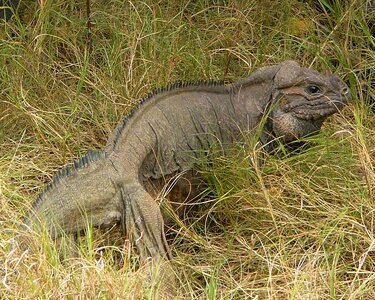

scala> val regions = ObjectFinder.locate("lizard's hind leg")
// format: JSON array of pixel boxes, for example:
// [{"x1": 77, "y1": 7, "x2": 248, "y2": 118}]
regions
[{"x1": 120, "y1": 185, "x2": 172, "y2": 261}]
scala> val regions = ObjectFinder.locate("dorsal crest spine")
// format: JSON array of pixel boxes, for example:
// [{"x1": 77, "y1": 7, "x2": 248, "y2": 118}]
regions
[
  {"x1": 52, "y1": 149, "x2": 105, "y2": 185},
  {"x1": 29, "y1": 149, "x2": 106, "y2": 213},
  {"x1": 35, "y1": 149, "x2": 104, "y2": 198},
  {"x1": 111, "y1": 79, "x2": 229, "y2": 148}
]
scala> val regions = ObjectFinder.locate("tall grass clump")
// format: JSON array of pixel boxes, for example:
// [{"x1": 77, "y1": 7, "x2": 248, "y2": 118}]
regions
[{"x1": 1, "y1": 0, "x2": 374, "y2": 298}]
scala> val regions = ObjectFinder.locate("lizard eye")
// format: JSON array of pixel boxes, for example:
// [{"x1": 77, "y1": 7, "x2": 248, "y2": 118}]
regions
[{"x1": 305, "y1": 85, "x2": 321, "y2": 95}]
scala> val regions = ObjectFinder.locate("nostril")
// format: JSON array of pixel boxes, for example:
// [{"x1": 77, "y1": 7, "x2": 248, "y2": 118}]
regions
[{"x1": 340, "y1": 87, "x2": 349, "y2": 96}]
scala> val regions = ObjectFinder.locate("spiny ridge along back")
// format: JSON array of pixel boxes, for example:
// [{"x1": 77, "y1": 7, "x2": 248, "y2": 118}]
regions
[
  {"x1": 112, "y1": 79, "x2": 227, "y2": 147},
  {"x1": 30, "y1": 149, "x2": 106, "y2": 210},
  {"x1": 52, "y1": 149, "x2": 105, "y2": 184},
  {"x1": 145, "y1": 79, "x2": 226, "y2": 99}
]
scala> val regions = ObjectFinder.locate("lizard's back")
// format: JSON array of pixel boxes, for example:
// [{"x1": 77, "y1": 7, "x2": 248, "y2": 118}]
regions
[{"x1": 104, "y1": 81, "x2": 263, "y2": 185}]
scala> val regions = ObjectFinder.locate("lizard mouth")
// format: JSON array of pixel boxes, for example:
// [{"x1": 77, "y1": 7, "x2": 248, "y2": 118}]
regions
[
  {"x1": 284, "y1": 98, "x2": 346, "y2": 121},
  {"x1": 271, "y1": 97, "x2": 346, "y2": 143}
]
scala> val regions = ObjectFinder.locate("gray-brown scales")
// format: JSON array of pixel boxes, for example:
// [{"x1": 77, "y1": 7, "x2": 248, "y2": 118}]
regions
[{"x1": 20, "y1": 60, "x2": 351, "y2": 261}]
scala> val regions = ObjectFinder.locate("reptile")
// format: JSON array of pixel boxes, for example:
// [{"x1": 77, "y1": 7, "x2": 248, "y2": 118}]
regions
[{"x1": 20, "y1": 60, "x2": 351, "y2": 261}]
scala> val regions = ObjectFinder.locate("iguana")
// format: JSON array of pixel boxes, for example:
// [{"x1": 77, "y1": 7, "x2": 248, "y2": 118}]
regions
[{"x1": 20, "y1": 60, "x2": 351, "y2": 260}]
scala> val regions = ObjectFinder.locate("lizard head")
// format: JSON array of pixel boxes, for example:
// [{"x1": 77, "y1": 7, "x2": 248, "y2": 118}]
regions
[{"x1": 270, "y1": 60, "x2": 351, "y2": 143}]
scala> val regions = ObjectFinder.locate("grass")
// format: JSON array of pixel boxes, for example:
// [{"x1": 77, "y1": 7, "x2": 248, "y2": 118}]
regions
[{"x1": 1, "y1": 0, "x2": 374, "y2": 298}]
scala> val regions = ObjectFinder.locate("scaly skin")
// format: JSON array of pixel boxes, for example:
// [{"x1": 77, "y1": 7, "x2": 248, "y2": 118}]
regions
[{"x1": 20, "y1": 60, "x2": 351, "y2": 260}]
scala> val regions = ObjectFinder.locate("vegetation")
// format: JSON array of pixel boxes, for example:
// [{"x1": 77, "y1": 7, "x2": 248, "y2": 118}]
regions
[{"x1": 1, "y1": 0, "x2": 374, "y2": 298}]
